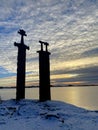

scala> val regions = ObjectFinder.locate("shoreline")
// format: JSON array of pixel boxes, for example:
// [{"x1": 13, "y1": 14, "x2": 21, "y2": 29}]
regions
[{"x1": 0, "y1": 85, "x2": 98, "y2": 89}]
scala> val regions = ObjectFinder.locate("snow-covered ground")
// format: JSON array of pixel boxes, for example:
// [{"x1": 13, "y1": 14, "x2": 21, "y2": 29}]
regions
[{"x1": 0, "y1": 99, "x2": 98, "y2": 130}]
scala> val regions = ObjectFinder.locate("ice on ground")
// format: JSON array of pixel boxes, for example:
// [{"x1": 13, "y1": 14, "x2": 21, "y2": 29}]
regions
[{"x1": 0, "y1": 99, "x2": 98, "y2": 130}]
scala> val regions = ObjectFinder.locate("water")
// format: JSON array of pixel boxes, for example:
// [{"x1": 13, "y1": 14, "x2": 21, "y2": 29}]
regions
[{"x1": 0, "y1": 86, "x2": 98, "y2": 110}]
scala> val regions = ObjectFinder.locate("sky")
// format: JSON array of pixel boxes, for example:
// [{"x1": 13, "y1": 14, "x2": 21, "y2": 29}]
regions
[{"x1": 0, "y1": 0, "x2": 98, "y2": 87}]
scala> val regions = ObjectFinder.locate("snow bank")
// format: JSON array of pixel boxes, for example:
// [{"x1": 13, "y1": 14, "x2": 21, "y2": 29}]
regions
[{"x1": 0, "y1": 99, "x2": 98, "y2": 130}]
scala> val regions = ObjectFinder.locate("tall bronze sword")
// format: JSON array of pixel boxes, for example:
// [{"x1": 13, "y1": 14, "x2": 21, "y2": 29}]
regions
[{"x1": 14, "y1": 29, "x2": 29, "y2": 100}]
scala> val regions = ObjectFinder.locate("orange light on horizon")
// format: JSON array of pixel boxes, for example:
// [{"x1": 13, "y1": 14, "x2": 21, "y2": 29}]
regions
[
  {"x1": 51, "y1": 56, "x2": 98, "y2": 71},
  {"x1": 51, "y1": 73, "x2": 79, "y2": 79}
]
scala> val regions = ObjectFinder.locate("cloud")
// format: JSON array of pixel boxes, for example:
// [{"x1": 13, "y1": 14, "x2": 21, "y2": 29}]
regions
[
  {"x1": 0, "y1": 66, "x2": 15, "y2": 78},
  {"x1": 0, "y1": 0, "x2": 98, "y2": 86},
  {"x1": 82, "y1": 47, "x2": 98, "y2": 57},
  {"x1": 51, "y1": 64, "x2": 98, "y2": 85}
]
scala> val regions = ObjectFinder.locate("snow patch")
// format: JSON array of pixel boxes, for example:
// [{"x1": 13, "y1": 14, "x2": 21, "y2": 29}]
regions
[{"x1": 0, "y1": 99, "x2": 98, "y2": 130}]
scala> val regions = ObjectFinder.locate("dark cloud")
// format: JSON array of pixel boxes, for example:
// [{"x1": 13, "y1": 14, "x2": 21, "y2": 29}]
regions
[
  {"x1": 51, "y1": 65, "x2": 98, "y2": 84},
  {"x1": 82, "y1": 48, "x2": 98, "y2": 57}
]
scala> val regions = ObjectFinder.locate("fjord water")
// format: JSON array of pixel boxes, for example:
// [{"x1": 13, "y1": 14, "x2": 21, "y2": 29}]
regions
[{"x1": 0, "y1": 86, "x2": 98, "y2": 110}]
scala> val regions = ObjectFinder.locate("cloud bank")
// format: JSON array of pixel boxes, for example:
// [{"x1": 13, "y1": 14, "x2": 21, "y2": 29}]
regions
[{"x1": 0, "y1": 0, "x2": 98, "y2": 86}]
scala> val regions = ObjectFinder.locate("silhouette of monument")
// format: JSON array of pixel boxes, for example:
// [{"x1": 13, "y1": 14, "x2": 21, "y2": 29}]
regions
[
  {"x1": 14, "y1": 29, "x2": 29, "y2": 100},
  {"x1": 37, "y1": 41, "x2": 51, "y2": 101}
]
